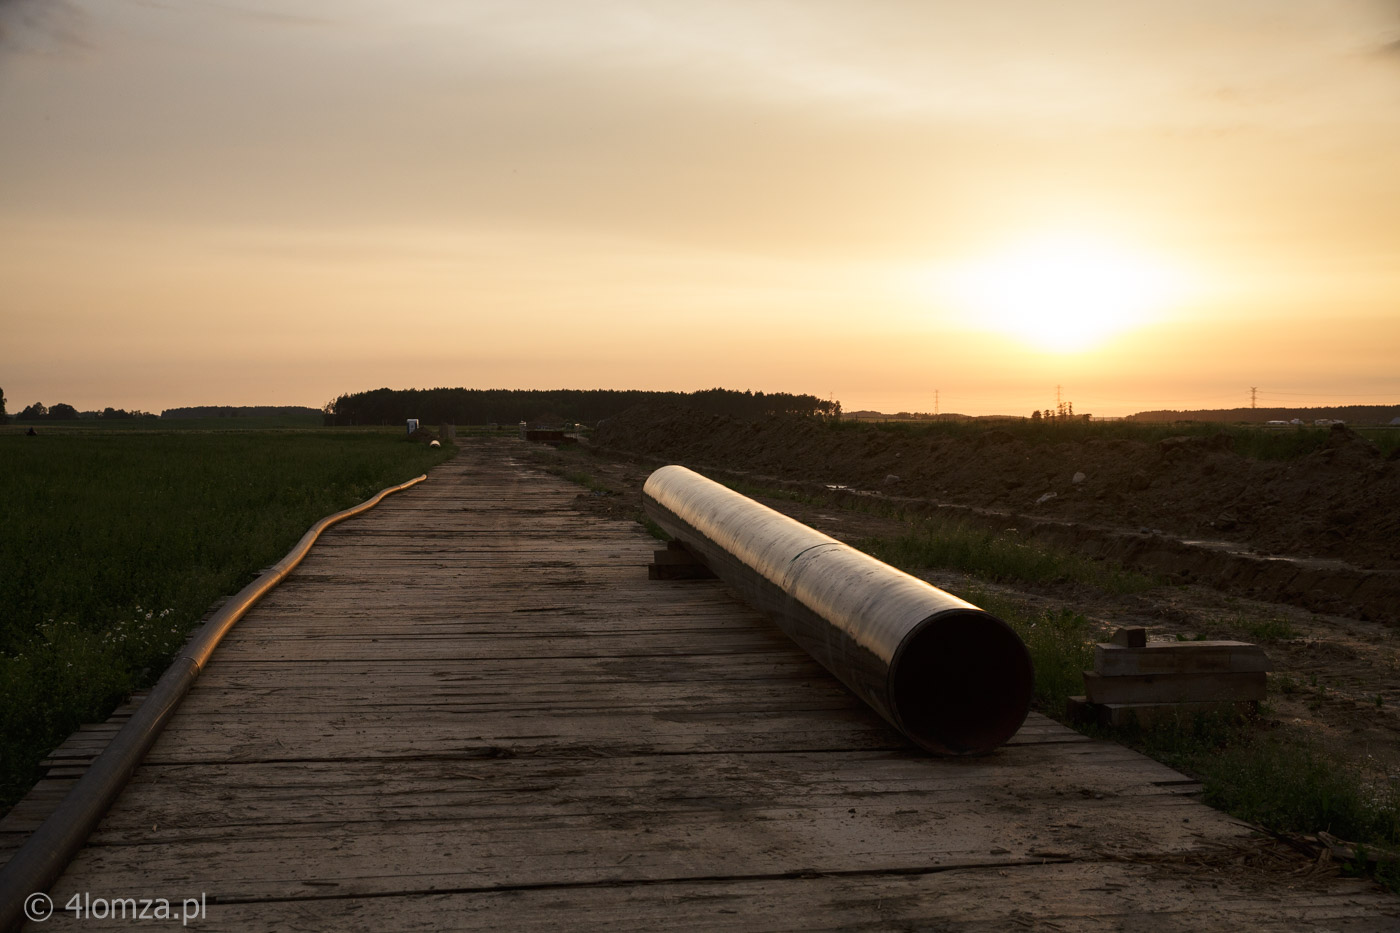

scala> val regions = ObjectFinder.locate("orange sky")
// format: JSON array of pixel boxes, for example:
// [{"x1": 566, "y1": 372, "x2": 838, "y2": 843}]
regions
[{"x1": 2, "y1": 1, "x2": 1398, "y2": 416}]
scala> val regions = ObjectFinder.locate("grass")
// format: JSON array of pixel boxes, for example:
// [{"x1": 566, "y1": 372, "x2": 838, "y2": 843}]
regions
[
  {"x1": 964, "y1": 590, "x2": 1097, "y2": 715},
  {"x1": 859, "y1": 520, "x2": 1156, "y2": 595},
  {"x1": 556, "y1": 469, "x2": 611, "y2": 495},
  {"x1": 528, "y1": 444, "x2": 614, "y2": 497},
  {"x1": 715, "y1": 477, "x2": 1140, "y2": 708},
  {"x1": 1131, "y1": 718, "x2": 1400, "y2": 889},
  {"x1": 2, "y1": 414, "x2": 324, "y2": 433},
  {"x1": 720, "y1": 478, "x2": 1155, "y2": 595},
  {"x1": 0, "y1": 429, "x2": 453, "y2": 812},
  {"x1": 1207, "y1": 613, "x2": 1299, "y2": 643}
]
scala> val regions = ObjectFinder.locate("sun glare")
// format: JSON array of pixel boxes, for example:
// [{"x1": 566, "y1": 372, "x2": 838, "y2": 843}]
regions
[{"x1": 940, "y1": 234, "x2": 1186, "y2": 352}]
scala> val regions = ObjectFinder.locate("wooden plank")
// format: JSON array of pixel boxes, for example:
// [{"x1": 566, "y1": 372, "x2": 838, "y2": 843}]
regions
[
  {"x1": 1094, "y1": 642, "x2": 1272, "y2": 675},
  {"x1": 206, "y1": 616, "x2": 785, "y2": 638},
  {"x1": 652, "y1": 549, "x2": 700, "y2": 564},
  {"x1": 56, "y1": 788, "x2": 1231, "y2": 902},
  {"x1": 1083, "y1": 671, "x2": 1268, "y2": 704},
  {"x1": 190, "y1": 655, "x2": 833, "y2": 684},
  {"x1": 0, "y1": 779, "x2": 81, "y2": 838},
  {"x1": 205, "y1": 632, "x2": 796, "y2": 663},
  {"x1": 138, "y1": 711, "x2": 907, "y2": 763},
  {"x1": 184, "y1": 672, "x2": 886, "y2": 710},
  {"x1": 1096, "y1": 700, "x2": 1260, "y2": 729},
  {"x1": 40, "y1": 864, "x2": 1396, "y2": 933},
  {"x1": 84, "y1": 746, "x2": 1209, "y2": 844},
  {"x1": 1109, "y1": 627, "x2": 1147, "y2": 647},
  {"x1": 648, "y1": 563, "x2": 718, "y2": 580}
]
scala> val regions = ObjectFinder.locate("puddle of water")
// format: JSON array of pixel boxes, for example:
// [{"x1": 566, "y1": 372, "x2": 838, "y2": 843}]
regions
[{"x1": 1180, "y1": 539, "x2": 1360, "y2": 572}]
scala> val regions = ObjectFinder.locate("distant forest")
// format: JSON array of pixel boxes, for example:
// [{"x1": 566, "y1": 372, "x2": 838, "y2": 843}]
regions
[
  {"x1": 160, "y1": 406, "x2": 322, "y2": 419},
  {"x1": 1127, "y1": 405, "x2": 1400, "y2": 424},
  {"x1": 10, "y1": 402, "x2": 156, "y2": 421},
  {"x1": 324, "y1": 388, "x2": 839, "y2": 426}
]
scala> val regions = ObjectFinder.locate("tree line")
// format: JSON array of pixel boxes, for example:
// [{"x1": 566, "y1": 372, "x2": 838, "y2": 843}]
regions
[
  {"x1": 1128, "y1": 405, "x2": 1400, "y2": 424},
  {"x1": 13, "y1": 401, "x2": 80, "y2": 421},
  {"x1": 9, "y1": 401, "x2": 157, "y2": 421},
  {"x1": 324, "y1": 387, "x2": 841, "y2": 426},
  {"x1": 159, "y1": 406, "x2": 320, "y2": 419},
  {"x1": 1030, "y1": 401, "x2": 1091, "y2": 423}
]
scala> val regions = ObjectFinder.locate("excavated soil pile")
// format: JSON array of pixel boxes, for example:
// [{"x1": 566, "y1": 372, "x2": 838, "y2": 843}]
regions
[{"x1": 595, "y1": 406, "x2": 1400, "y2": 574}]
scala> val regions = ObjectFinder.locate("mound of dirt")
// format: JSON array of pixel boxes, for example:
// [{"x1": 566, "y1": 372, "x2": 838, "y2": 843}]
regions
[{"x1": 594, "y1": 407, "x2": 1400, "y2": 571}]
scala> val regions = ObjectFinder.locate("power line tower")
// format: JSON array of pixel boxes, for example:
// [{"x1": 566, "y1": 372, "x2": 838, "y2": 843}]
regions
[
  {"x1": 1250, "y1": 387, "x2": 1257, "y2": 409},
  {"x1": 934, "y1": 389, "x2": 939, "y2": 417}
]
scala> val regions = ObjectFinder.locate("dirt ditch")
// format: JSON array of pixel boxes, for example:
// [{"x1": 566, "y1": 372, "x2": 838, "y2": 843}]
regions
[{"x1": 592, "y1": 406, "x2": 1400, "y2": 624}]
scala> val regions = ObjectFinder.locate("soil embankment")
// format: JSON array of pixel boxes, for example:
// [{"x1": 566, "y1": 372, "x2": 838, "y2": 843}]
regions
[{"x1": 593, "y1": 406, "x2": 1400, "y2": 623}]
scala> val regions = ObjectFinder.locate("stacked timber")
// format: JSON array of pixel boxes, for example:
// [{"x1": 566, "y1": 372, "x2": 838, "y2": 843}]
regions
[
  {"x1": 1068, "y1": 628, "x2": 1271, "y2": 728},
  {"x1": 647, "y1": 540, "x2": 717, "y2": 581}
]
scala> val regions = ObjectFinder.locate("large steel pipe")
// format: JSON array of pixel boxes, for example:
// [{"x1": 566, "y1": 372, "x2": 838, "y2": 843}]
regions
[{"x1": 643, "y1": 465, "x2": 1033, "y2": 755}]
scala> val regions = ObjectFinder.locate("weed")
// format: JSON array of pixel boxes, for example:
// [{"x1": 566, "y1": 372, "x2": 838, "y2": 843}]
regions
[
  {"x1": 560, "y1": 470, "x2": 610, "y2": 494},
  {"x1": 858, "y1": 519, "x2": 1155, "y2": 596},
  {"x1": 1101, "y1": 715, "x2": 1400, "y2": 892},
  {"x1": 723, "y1": 479, "x2": 1154, "y2": 597},
  {"x1": 538, "y1": 458, "x2": 615, "y2": 497},
  {"x1": 1240, "y1": 617, "x2": 1297, "y2": 642},
  {"x1": 1204, "y1": 740, "x2": 1400, "y2": 856},
  {"x1": 1204, "y1": 614, "x2": 1298, "y2": 643},
  {"x1": 984, "y1": 598, "x2": 1095, "y2": 715}
]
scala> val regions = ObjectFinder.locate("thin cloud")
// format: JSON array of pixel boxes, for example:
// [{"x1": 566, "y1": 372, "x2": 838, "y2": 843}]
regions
[
  {"x1": 200, "y1": 2, "x2": 340, "y2": 30},
  {"x1": 1381, "y1": 0, "x2": 1400, "y2": 57},
  {"x1": 0, "y1": 0, "x2": 90, "y2": 55}
]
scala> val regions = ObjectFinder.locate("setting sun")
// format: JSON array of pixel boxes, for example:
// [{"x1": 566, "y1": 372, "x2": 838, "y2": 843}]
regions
[{"x1": 944, "y1": 235, "x2": 1188, "y2": 352}]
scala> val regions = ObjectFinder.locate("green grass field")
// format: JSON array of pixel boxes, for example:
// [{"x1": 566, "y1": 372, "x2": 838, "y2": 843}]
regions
[
  {"x1": 2, "y1": 413, "x2": 325, "y2": 433},
  {"x1": 0, "y1": 428, "x2": 453, "y2": 811}
]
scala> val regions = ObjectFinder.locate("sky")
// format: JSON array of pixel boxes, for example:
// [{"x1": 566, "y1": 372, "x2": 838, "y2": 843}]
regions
[{"x1": 2, "y1": 0, "x2": 1398, "y2": 417}]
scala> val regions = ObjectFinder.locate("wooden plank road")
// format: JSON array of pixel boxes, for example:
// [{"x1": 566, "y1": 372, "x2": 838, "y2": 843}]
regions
[{"x1": 20, "y1": 439, "x2": 1399, "y2": 930}]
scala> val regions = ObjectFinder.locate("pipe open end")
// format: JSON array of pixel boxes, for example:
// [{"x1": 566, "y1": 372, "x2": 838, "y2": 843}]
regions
[{"x1": 889, "y1": 610, "x2": 1035, "y2": 756}]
